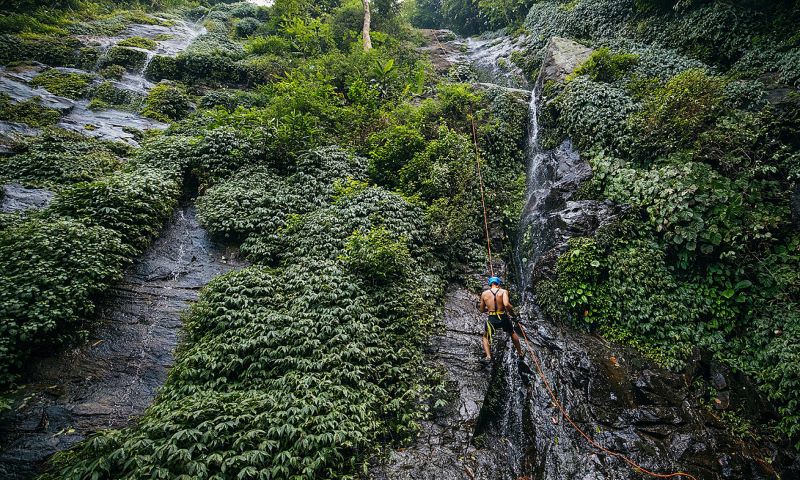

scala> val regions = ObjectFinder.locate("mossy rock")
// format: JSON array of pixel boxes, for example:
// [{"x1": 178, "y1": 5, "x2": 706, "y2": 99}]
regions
[
  {"x1": 116, "y1": 36, "x2": 157, "y2": 50},
  {"x1": 0, "y1": 94, "x2": 60, "y2": 127},
  {"x1": 100, "y1": 46, "x2": 148, "y2": 71},
  {"x1": 29, "y1": 69, "x2": 95, "y2": 99}
]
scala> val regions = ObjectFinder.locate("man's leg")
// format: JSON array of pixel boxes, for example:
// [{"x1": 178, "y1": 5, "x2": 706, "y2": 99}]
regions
[
  {"x1": 511, "y1": 332, "x2": 525, "y2": 357},
  {"x1": 482, "y1": 332, "x2": 492, "y2": 359}
]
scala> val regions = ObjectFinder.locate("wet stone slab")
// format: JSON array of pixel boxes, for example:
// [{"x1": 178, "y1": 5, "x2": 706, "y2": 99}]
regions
[
  {"x1": 0, "y1": 205, "x2": 244, "y2": 480},
  {"x1": 1, "y1": 184, "x2": 54, "y2": 213}
]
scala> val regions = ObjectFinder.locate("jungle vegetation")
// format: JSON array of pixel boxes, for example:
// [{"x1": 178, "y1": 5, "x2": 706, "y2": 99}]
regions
[
  {"x1": 413, "y1": 0, "x2": 800, "y2": 448},
  {"x1": 0, "y1": 0, "x2": 529, "y2": 477}
]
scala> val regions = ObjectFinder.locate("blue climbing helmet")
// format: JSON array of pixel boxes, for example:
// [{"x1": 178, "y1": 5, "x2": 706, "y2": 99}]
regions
[{"x1": 487, "y1": 276, "x2": 502, "y2": 286}]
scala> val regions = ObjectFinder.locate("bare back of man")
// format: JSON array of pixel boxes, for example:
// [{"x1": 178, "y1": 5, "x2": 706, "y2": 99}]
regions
[{"x1": 478, "y1": 278, "x2": 525, "y2": 362}]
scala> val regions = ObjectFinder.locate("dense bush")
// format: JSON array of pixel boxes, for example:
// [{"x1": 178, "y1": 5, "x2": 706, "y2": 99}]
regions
[
  {"x1": 530, "y1": 0, "x2": 800, "y2": 446},
  {"x1": 0, "y1": 218, "x2": 128, "y2": 387},
  {"x1": 100, "y1": 45, "x2": 149, "y2": 71},
  {"x1": 29, "y1": 69, "x2": 94, "y2": 98},
  {"x1": 141, "y1": 81, "x2": 194, "y2": 121},
  {"x1": 9, "y1": 2, "x2": 531, "y2": 476},
  {"x1": 89, "y1": 80, "x2": 144, "y2": 110},
  {"x1": 51, "y1": 166, "x2": 181, "y2": 253},
  {"x1": 0, "y1": 128, "x2": 124, "y2": 188},
  {"x1": 116, "y1": 35, "x2": 156, "y2": 50},
  {"x1": 0, "y1": 94, "x2": 61, "y2": 127},
  {"x1": 570, "y1": 47, "x2": 638, "y2": 83},
  {"x1": 46, "y1": 181, "x2": 443, "y2": 479},
  {"x1": 0, "y1": 33, "x2": 88, "y2": 68}
]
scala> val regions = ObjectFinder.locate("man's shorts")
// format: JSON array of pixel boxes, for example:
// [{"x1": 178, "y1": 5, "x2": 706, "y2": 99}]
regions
[{"x1": 485, "y1": 313, "x2": 520, "y2": 336}]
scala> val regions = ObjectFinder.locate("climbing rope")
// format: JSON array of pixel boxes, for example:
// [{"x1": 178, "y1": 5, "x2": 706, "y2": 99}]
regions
[
  {"x1": 470, "y1": 117, "x2": 495, "y2": 278},
  {"x1": 469, "y1": 116, "x2": 698, "y2": 480}
]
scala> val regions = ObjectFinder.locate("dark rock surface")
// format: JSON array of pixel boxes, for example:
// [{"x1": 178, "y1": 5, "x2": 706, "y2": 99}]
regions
[
  {"x1": 1, "y1": 184, "x2": 54, "y2": 213},
  {"x1": 0, "y1": 205, "x2": 244, "y2": 480},
  {"x1": 371, "y1": 284, "x2": 496, "y2": 480}
]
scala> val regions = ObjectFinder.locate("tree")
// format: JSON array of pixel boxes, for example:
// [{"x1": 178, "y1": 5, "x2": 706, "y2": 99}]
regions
[{"x1": 363, "y1": 0, "x2": 373, "y2": 50}]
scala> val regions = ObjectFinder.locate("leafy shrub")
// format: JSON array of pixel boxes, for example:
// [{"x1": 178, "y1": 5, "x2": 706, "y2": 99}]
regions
[
  {"x1": 100, "y1": 46, "x2": 148, "y2": 71},
  {"x1": 628, "y1": 68, "x2": 725, "y2": 159},
  {"x1": 0, "y1": 94, "x2": 60, "y2": 127},
  {"x1": 593, "y1": 153, "x2": 743, "y2": 259},
  {"x1": 200, "y1": 146, "x2": 368, "y2": 260},
  {"x1": 0, "y1": 128, "x2": 123, "y2": 188},
  {"x1": 570, "y1": 47, "x2": 639, "y2": 82},
  {"x1": 28, "y1": 69, "x2": 94, "y2": 98},
  {"x1": 368, "y1": 124, "x2": 426, "y2": 189},
  {"x1": 280, "y1": 16, "x2": 335, "y2": 56},
  {"x1": 98, "y1": 64, "x2": 126, "y2": 79},
  {"x1": 141, "y1": 82, "x2": 193, "y2": 122},
  {"x1": 342, "y1": 226, "x2": 411, "y2": 283},
  {"x1": 245, "y1": 35, "x2": 292, "y2": 55},
  {"x1": 401, "y1": 126, "x2": 475, "y2": 201},
  {"x1": 542, "y1": 76, "x2": 637, "y2": 154},
  {"x1": 91, "y1": 81, "x2": 143, "y2": 110},
  {"x1": 0, "y1": 33, "x2": 85, "y2": 67},
  {"x1": 116, "y1": 36, "x2": 156, "y2": 50},
  {"x1": 0, "y1": 218, "x2": 128, "y2": 387},
  {"x1": 235, "y1": 17, "x2": 262, "y2": 37},
  {"x1": 51, "y1": 166, "x2": 180, "y2": 253},
  {"x1": 143, "y1": 54, "x2": 179, "y2": 80},
  {"x1": 46, "y1": 178, "x2": 443, "y2": 478}
]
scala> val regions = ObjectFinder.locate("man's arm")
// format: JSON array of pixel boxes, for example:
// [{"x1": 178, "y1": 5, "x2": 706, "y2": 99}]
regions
[{"x1": 478, "y1": 294, "x2": 486, "y2": 313}]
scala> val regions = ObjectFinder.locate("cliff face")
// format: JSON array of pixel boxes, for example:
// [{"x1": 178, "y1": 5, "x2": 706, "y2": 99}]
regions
[{"x1": 376, "y1": 29, "x2": 798, "y2": 479}]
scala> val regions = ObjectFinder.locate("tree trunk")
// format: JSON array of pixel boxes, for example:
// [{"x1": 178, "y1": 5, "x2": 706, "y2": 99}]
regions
[{"x1": 362, "y1": 0, "x2": 372, "y2": 51}]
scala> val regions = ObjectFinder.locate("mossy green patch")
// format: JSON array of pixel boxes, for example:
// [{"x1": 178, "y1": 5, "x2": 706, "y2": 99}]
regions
[{"x1": 29, "y1": 69, "x2": 94, "y2": 99}]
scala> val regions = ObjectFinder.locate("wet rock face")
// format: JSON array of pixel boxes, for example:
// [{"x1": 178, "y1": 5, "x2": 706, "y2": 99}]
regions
[
  {"x1": 535, "y1": 37, "x2": 593, "y2": 85},
  {"x1": 372, "y1": 284, "x2": 497, "y2": 480},
  {"x1": 1, "y1": 184, "x2": 54, "y2": 213},
  {"x1": 0, "y1": 206, "x2": 244, "y2": 480},
  {"x1": 506, "y1": 314, "x2": 792, "y2": 479}
]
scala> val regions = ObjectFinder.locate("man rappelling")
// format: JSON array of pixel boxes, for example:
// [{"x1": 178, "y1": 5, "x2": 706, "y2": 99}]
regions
[{"x1": 478, "y1": 276, "x2": 525, "y2": 363}]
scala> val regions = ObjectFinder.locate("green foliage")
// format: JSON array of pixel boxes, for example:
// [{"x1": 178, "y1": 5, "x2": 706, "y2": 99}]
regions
[
  {"x1": 594, "y1": 154, "x2": 744, "y2": 261},
  {"x1": 98, "y1": 64, "x2": 126, "y2": 79},
  {"x1": 0, "y1": 33, "x2": 88, "y2": 68},
  {"x1": 50, "y1": 166, "x2": 180, "y2": 253},
  {"x1": 411, "y1": 0, "x2": 444, "y2": 28},
  {"x1": 368, "y1": 124, "x2": 426, "y2": 189},
  {"x1": 28, "y1": 69, "x2": 94, "y2": 99},
  {"x1": 528, "y1": 0, "x2": 800, "y2": 446},
  {"x1": 440, "y1": 0, "x2": 485, "y2": 35},
  {"x1": 245, "y1": 35, "x2": 292, "y2": 55},
  {"x1": 541, "y1": 76, "x2": 637, "y2": 154},
  {"x1": 100, "y1": 46, "x2": 148, "y2": 71},
  {"x1": 234, "y1": 17, "x2": 262, "y2": 38},
  {"x1": 0, "y1": 128, "x2": 124, "y2": 188},
  {"x1": 116, "y1": 36, "x2": 157, "y2": 50},
  {"x1": 142, "y1": 82, "x2": 193, "y2": 122},
  {"x1": 477, "y1": 0, "x2": 534, "y2": 30},
  {"x1": 629, "y1": 68, "x2": 726, "y2": 159},
  {"x1": 570, "y1": 47, "x2": 639, "y2": 82},
  {"x1": 342, "y1": 226, "x2": 411, "y2": 282},
  {"x1": 91, "y1": 80, "x2": 143, "y2": 110},
  {"x1": 0, "y1": 94, "x2": 61, "y2": 127},
  {"x1": 0, "y1": 218, "x2": 128, "y2": 387}
]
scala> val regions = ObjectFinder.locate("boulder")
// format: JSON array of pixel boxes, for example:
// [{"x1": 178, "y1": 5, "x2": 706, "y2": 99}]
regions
[{"x1": 536, "y1": 36, "x2": 593, "y2": 85}]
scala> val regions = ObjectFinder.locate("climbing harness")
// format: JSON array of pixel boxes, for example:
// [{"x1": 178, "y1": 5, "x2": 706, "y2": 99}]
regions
[
  {"x1": 485, "y1": 287, "x2": 504, "y2": 344},
  {"x1": 470, "y1": 116, "x2": 699, "y2": 480}
]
